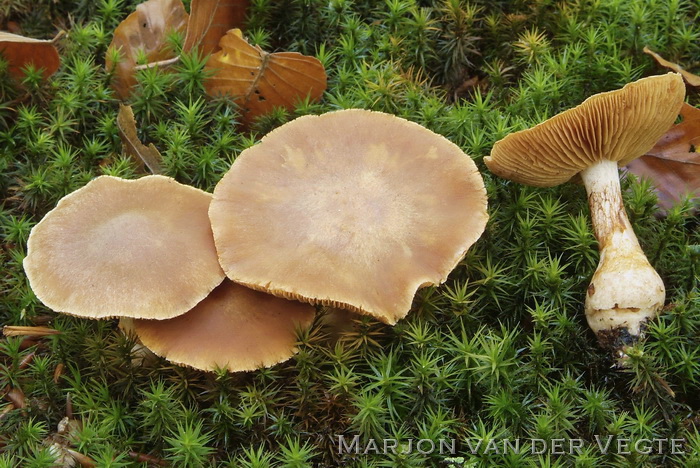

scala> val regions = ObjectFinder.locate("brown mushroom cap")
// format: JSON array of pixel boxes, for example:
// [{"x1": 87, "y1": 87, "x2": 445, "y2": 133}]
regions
[
  {"x1": 209, "y1": 109, "x2": 488, "y2": 324},
  {"x1": 484, "y1": 73, "x2": 686, "y2": 186},
  {"x1": 132, "y1": 280, "x2": 316, "y2": 372},
  {"x1": 24, "y1": 175, "x2": 224, "y2": 320}
]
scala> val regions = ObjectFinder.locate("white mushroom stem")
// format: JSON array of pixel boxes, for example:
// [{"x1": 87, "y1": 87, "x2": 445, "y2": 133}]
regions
[{"x1": 580, "y1": 159, "x2": 665, "y2": 343}]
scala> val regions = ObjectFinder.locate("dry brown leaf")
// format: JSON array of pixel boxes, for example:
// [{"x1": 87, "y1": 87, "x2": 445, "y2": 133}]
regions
[
  {"x1": 117, "y1": 104, "x2": 163, "y2": 174},
  {"x1": 0, "y1": 404, "x2": 15, "y2": 421},
  {"x1": 0, "y1": 32, "x2": 59, "y2": 79},
  {"x1": 65, "y1": 448, "x2": 97, "y2": 468},
  {"x1": 18, "y1": 352, "x2": 35, "y2": 369},
  {"x1": 53, "y1": 363, "x2": 64, "y2": 384},
  {"x1": 4, "y1": 387, "x2": 26, "y2": 409},
  {"x1": 643, "y1": 46, "x2": 700, "y2": 87},
  {"x1": 5, "y1": 22, "x2": 22, "y2": 35},
  {"x1": 626, "y1": 102, "x2": 700, "y2": 209},
  {"x1": 128, "y1": 452, "x2": 168, "y2": 466},
  {"x1": 183, "y1": 0, "x2": 249, "y2": 56},
  {"x1": 105, "y1": 0, "x2": 188, "y2": 99},
  {"x1": 2, "y1": 325, "x2": 62, "y2": 336},
  {"x1": 204, "y1": 29, "x2": 326, "y2": 125}
]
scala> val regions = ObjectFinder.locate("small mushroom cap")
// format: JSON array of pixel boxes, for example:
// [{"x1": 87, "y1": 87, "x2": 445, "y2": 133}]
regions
[
  {"x1": 484, "y1": 73, "x2": 686, "y2": 187},
  {"x1": 132, "y1": 280, "x2": 316, "y2": 372},
  {"x1": 24, "y1": 175, "x2": 224, "y2": 320},
  {"x1": 209, "y1": 109, "x2": 488, "y2": 324}
]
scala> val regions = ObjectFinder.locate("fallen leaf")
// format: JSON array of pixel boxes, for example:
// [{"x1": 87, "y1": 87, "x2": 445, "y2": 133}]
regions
[
  {"x1": 65, "y1": 448, "x2": 97, "y2": 468},
  {"x1": 2, "y1": 325, "x2": 62, "y2": 336},
  {"x1": 6, "y1": 22, "x2": 22, "y2": 35},
  {"x1": 129, "y1": 452, "x2": 168, "y2": 466},
  {"x1": 643, "y1": 46, "x2": 700, "y2": 87},
  {"x1": 18, "y1": 352, "x2": 35, "y2": 369},
  {"x1": 0, "y1": 32, "x2": 60, "y2": 79},
  {"x1": 30, "y1": 314, "x2": 53, "y2": 325},
  {"x1": 18, "y1": 338, "x2": 39, "y2": 350},
  {"x1": 53, "y1": 363, "x2": 64, "y2": 384},
  {"x1": 0, "y1": 404, "x2": 14, "y2": 421},
  {"x1": 105, "y1": 0, "x2": 189, "y2": 99},
  {"x1": 4, "y1": 387, "x2": 26, "y2": 409},
  {"x1": 183, "y1": 0, "x2": 249, "y2": 56},
  {"x1": 116, "y1": 104, "x2": 163, "y2": 174},
  {"x1": 452, "y1": 75, "x2": 487, "y2": 102},
  {"x1": 626, "y1": 103, "x2": 700, "y2": 209},
  {"x1": 204, "y1": 29, "x2": 326, "y2": 125}
]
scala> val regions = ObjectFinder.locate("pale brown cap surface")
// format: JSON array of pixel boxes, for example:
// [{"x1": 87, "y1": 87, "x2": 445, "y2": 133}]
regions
[
  {"x1": 24, "y1": 175, "x2": 224, "y2": 319},
  {"x1": 132, "y1": 280, "x2": 316, "y2": 372},
  {"x1": 209, "y1": 109, "x2": 488, "y2": 324},
  {"x1": 485, "y1": 73, "x2": 686, "y2": 186}
]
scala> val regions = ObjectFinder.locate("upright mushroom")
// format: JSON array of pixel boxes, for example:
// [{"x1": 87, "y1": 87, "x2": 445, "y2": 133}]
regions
[
  {"x1": 485, "y1": 73, "x2": 685, "y2": 348},
  {"x1": 24, "y1": 175, "x2": 225, "y2": 320},
  {"x1": 209, "y1": 109, "x2": 488, "y2": 325}
]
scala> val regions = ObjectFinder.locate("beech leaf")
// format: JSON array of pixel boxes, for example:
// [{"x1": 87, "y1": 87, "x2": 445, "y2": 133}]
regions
[
  {"x1": 117, "y1": 104, "x2": 163, "y2": 174},
  {"x1": 204, "y1": 29, "x2": 327, "y2": 125},
  {"x1": 105, "y1": 0, "x2": 188, "y2": 99},
  {"x1": 626, "y1": 103, "x2": 700, "y2": 209},
  {"x1": 183, "y1": 0, "x2": 249, "y2": 56},
  {"x1": 0, "y1": 32, "x2": 60, "y2": 79},
  {"x1": 643, "y1": 46, "x2": 700, "y2": 87}
]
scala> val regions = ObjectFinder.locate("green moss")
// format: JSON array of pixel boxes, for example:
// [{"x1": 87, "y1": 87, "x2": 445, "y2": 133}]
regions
[{"x1": 1, "y1": 0, "x2": 699, "y2": 466}]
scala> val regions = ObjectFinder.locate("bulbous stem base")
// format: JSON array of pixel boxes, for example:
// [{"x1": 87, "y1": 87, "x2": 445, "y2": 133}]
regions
[{"x1": 580, "y1": 160, "x2": 665, "y2": 348}]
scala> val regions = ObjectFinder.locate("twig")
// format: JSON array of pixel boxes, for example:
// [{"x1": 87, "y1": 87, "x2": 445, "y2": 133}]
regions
[
  {"x1": 3, "y1": 325, "x2": 61, "y2": 337},
  {"x1": 134, "y1": 56, "x2": 181, "y2": 71},
  {"x1": 51, "y1": 30, "x2": 67, "y2": 44}
]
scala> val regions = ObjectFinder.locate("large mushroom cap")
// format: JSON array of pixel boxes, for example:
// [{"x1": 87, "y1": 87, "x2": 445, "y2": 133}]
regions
[
  {"x1": 132, "y1": 280, "x2": 316, "y2": 372},
  {"x1": 209, "y1": 109, "x2": 488, "y2": 324},
  {"x1": 24, "y1": 175, "x2": 224, "y2": 320},
  {"x1": 484, "y1": 73, "x2": 686, "y2": 186}
]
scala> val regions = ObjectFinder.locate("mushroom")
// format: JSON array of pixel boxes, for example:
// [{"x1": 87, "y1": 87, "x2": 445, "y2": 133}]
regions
[
  {"x1": 209, "y1": 109, "x2": 488, "y2": 324},
  {"x1": 24, "y1": 175, "x2": 225, "y2": 320},
  {"x1": 117, "y1": 318, "x2": 159, "y2": 367},
  {"x1": 484, "y1": 73, "x2": 686, "y2": 348},
  {"x1": 130, "y1": 280, "x2": 316, "y2": 372}
]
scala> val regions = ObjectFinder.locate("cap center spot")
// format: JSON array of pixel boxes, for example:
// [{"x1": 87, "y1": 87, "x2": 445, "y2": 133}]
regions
[
  {"x1": 298, "y1": 168, "x2": 410, "y2": 253},
  {"x1": 89, "y1": 210, "x2": 165, "y2": 262}
]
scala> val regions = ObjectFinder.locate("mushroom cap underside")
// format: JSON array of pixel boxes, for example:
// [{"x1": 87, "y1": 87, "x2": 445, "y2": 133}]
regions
[
  {"x1": 485, "y1": 73, "x2": 686, "y2": 186},
  {"x1": 132, "y1": 280, "x2": 316, "y2": 372}
]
